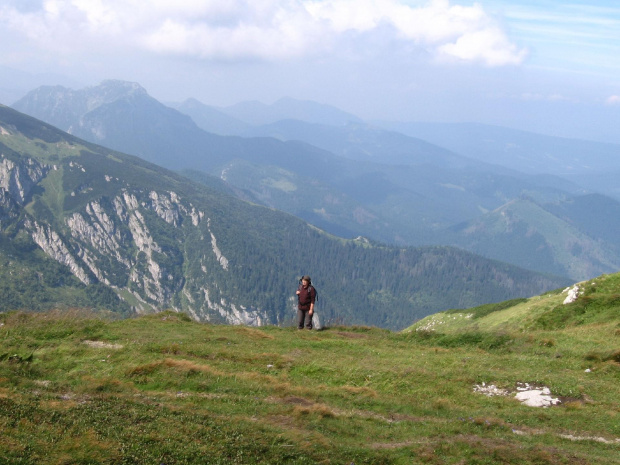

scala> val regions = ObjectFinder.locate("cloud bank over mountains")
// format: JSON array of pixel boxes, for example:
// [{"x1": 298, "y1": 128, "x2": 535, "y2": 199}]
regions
[
  {"x1": 2, "y1": 1, "x2": 620, "y2": 143},
  {"x1": 1, "y1": 0, "x2": 525, "y2": 66}
]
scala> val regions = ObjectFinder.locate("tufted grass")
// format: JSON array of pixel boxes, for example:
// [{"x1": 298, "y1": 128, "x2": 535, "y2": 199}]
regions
[{"x1": 0, "y1": 308, "x2": 619, "y2": 464}]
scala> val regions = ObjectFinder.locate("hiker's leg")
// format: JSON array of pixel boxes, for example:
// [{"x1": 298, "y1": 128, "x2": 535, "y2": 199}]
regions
[
  {"x1": 297, "y1": 309, "x2": 305, "y2": 329},
  {"x1": 305, "y1": 311, "x2": 313, "y2": 330}
]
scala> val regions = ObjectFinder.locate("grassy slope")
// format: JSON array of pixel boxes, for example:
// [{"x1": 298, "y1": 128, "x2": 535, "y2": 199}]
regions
[
  {"x1": 409, "y1": 273, "x2": 620, "y2": 334},
  {"x1": 1, "y1": 292, "x2": 619, "y2": 464}
]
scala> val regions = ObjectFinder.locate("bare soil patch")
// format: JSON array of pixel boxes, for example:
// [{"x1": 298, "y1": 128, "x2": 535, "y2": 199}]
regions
[{"x1": 83, "y1": 340, "x2": 124, "y2": 349}]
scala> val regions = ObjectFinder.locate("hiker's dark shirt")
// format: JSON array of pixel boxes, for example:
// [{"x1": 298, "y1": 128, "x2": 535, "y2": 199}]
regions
[{"x1": 297, "y1": 286, "x2": 316, "y2": 311}]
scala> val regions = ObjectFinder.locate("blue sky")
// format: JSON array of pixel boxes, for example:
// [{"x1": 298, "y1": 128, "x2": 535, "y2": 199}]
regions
[
  {"x1": 1, "y1": 1, "x2": 619, "y2": 142},
  {"x1": 490, "y1": 2, "x2": 620, "y2": 79}
]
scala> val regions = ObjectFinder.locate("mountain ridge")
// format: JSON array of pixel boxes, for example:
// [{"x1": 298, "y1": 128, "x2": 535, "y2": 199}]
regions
[
  {"x1": 0, "y1": 103, "x2": 568, "y2": 329},
  {"x1": 11, "y1": 81, "x2": 620, "y2": 281},
  {"x1": 443, "y1": 196, "x2": 620, "y2": 279},
  {"x1": 220, "y1": 96, "x2": 364, "y2": 126},
  {"x1": 376, "y1": 120, "x2": 620, "y2": 200}
]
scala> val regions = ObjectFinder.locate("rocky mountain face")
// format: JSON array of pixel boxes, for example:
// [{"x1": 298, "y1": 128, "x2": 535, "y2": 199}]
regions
[
  {"x1": 0, "y1": 104, "x2": 570, "y2": 329},
  {"x1": 11, "y1": 81, "x2": 147, "y2": 136},
  {"x1": 13, "y1": 80, "x2": 619, "y2": 283},
  {"x1": 0, "y1": 106, "x2": 267, "y2": 324},
  {"x1": 11, "y1": 82, "x2": 618, "y2": 282}
]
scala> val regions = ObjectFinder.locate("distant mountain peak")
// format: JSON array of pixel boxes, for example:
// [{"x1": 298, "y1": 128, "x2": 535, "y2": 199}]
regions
[
  {"x1": 179, "y1": 97, "x2": 203, "y2": 108},
  {"x1": 98, "y1": 79, "x2": 145, "y2": 91},
  {"x1": 221, "y1": 96, "x2": 363, "y2": 126},
  {"x1": 83, "y1": 80, "x2": 149, "y2": 109},
  {"x1": 13, "y1": 80, "x2": 152, "y2": 130}
]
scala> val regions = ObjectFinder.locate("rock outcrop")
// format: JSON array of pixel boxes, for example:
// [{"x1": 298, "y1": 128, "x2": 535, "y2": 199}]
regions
[
  {"x1": 0, "y1": 148, "x2": 268, "y2": 324},
  {"x1": 0, "y1": 156, "x2": 49, "y2": 205}
]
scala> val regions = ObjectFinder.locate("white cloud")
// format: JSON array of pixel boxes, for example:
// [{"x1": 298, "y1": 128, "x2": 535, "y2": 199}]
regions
[
  {"x1": 305, "y1": 0, "x2": 527, "y2": 66},
  {"x1": 518, "y1": 93, "x2": 574, "y2": 103},
  {"x1": 0, "y1": 0, "x2": 526, "y2": 65},
  {"x1": 437, "y1": 27, "x2": 527, "y2": 66},
  {"x1": 140, "y1": 1, "x2": 322, "y2": 60},
  {"x1": 605, "y1": 95, "x2": 620, "y2": 105}
]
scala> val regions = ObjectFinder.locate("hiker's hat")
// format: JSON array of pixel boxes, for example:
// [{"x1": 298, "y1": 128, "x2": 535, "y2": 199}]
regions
[{"x1": 302, "y1": 275, "x2": 311, "y2": 282}]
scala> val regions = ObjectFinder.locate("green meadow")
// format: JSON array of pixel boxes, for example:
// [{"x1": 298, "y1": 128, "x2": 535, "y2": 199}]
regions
[{"x1": 1, "y1": 274, "x2": 619, "y2": 464}]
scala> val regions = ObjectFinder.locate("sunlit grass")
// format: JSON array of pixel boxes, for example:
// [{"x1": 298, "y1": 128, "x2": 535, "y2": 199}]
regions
[{"x1": 1, "y1": 306, "x2": 619, "y2": 464}]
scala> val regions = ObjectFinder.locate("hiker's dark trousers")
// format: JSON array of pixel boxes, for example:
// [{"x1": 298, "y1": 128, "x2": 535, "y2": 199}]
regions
[{"x1": 297, "y1": 309, "x2": 313, "y2": 329}]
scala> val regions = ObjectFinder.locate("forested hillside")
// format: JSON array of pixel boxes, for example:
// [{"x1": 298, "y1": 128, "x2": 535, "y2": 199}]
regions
[
  {"x1": 443, "y1": 197, "x2": 620, "y2": 280},
  {"x1": 15, "y1": 82, "x2": 618, "y2": 281},
  {"x1": 0, "y1": 104, "x2": 569, "y2": 329}
]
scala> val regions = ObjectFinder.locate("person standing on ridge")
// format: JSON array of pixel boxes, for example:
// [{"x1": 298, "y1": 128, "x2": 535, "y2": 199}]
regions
[{"x1": 296, "y1": 275, "x2": 316, "y2": 330}]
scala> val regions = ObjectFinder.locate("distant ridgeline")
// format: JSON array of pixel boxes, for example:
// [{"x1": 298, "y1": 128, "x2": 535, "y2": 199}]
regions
[
  {"x1": 0, "y1": 104, "x2": 569, "y2": 330},
  {"x1": 12, "y1": 81, "x2": 620, "y2": 282}
]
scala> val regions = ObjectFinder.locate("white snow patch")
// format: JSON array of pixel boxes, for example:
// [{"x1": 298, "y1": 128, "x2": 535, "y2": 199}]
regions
[
  {"x1": 473, "y1": 382, "x2": 509, "y2": 397},
  {"x1": 515, "y1": 384, "x2": 560, "y2": 408},
  {"x1": 563, "y1": 285, "x2": 580, "y2": 305},
  {"x1": 474, "y1": 382, "x2": 562, "y2": 408}
]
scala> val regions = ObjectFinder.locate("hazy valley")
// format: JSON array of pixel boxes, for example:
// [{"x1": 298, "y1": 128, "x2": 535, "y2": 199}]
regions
[
  {"x1": 11, "y1": 80, "x2": 620, "y2": 282},
  {"x1": 0, "y1": 101, "x2": 568, "y2": 330}
]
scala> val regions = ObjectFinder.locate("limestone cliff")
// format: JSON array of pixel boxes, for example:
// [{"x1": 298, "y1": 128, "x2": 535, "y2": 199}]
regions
[{"x1": 0, "y1": 148, "x2": 268, "y2": 325}]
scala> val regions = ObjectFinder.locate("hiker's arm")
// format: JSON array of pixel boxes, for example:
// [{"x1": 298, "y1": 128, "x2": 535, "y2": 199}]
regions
[{"x1": 309, "y1": 288, "x2": 316, "y2": 314}]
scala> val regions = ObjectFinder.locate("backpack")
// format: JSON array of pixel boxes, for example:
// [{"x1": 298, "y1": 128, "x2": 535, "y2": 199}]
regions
[{"x1": 298, "y1": 278, "x2": 318, "y2": 303}]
